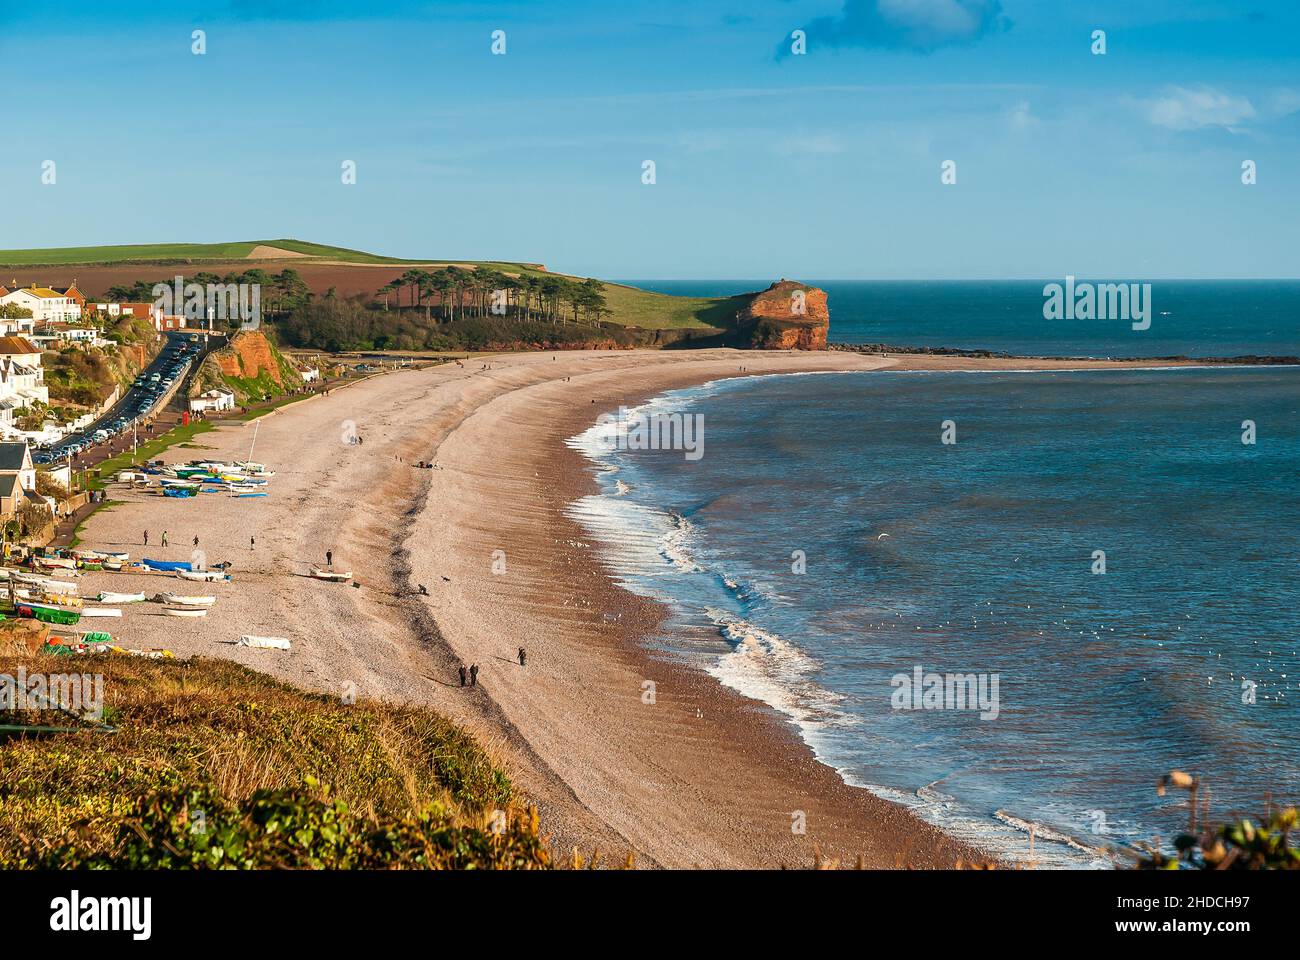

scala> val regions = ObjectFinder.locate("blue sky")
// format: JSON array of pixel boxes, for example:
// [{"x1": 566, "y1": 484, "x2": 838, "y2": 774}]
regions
[{"x1": 1, "y1": 0, "x2": 1297, "y2": 279}]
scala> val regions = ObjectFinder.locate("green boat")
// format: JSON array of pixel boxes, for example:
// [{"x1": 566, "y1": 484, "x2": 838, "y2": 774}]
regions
[{"x1": 17, "y1": 602, "x2": 81, "y2": 625}]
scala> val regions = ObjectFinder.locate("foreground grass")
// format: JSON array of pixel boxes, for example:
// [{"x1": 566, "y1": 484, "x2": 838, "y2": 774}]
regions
[{"x1": 0, "y1": 655, "x2": 548, "y2": 869}]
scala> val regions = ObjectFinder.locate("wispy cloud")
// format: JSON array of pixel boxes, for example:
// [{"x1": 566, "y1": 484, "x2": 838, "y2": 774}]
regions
[
  {"x1": 780, "y1": 0, "x2": 1011, "y2": 56},
  {"x1": 1134, "y1": 86, "x2": 1256, "y2": 132}
]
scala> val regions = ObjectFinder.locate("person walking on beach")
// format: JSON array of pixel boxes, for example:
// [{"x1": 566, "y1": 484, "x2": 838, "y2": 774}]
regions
[
  {"x1": 326, "y1": 550, "x2": 333, "y2": 568},
  {"x1": 518, "y1": 647, "x2": 527, "y2": 667},
  {"x1": 161, "y1": 531, "x2": 169, "y2": 548},
  {"x1": 193, "y1": 535, "x2": 200, "y2": 548},
  {"x1": 250, "y1": 536, "x2": 255, "y2": 550},
  {"x1": 143, "y1": 530, "x2": 149, "y2": 547},
  {"x1": 458, "y1": 665, "x2": 467, "y2": 687},
  {"x1": 469, "y1": 664, "x2": 479, "y2": 686}
]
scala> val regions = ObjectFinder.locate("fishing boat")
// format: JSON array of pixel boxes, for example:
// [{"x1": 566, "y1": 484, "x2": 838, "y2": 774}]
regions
[
  {"x1": 163, "y1": 606, "x2": 208, "y2": 618},
  {"x1": 34, "y1": 556, "x2": 76, "y2": 570},
  {"x1": 143, "y1": 559, "x2": 196, "y2": 572},
  {"x1": 163, "y1": 486, "x2": 198, "y2": 498},
  {"x1": 309, "y1": 567, "x2": 352, "y2": 582},
  {"x1": 102, "y1": 560, "x2": 124, "y2": 572},
  {"x1": 15, "y1": 573, "x2": 78, "y2": 592},
  {"x1": 13, "y1": 587, "x2": 81, "y2": 606},
  {"x1": 81, "y1": 608, "x2": 122, "y2": 618},
  {"x1": 161, "y1": 477, "x2": 200, "y2": 488},
  {"x1": 96, "y1": 591, "x2": 147, "y2": 604},
  {"x1": 237, "y1": 635, "x2": 291, "y2": 650},
  {"x1": 77, "y1": 560, "x2": 104, "y2": 571},
  {"x1": 16, "y1": 602, "x2": 81, "y2": 625},
  {"x1": 158, "y1": 593, "x2": 215, "y2": 606},
  {"x1": 176, "y1": 569, "x2": 231, "y2": 583},
  {"x1": 104, "y1": 551, "x2": 130, "y2": 562}
]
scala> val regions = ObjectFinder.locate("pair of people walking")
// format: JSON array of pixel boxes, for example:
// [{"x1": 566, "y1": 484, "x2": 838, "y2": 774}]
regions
[{"x1": 458, "y1": 664, "x2": 479, "y2": 687}]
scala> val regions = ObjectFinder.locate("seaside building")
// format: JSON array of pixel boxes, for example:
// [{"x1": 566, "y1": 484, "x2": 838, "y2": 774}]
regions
[
  {"x1": 32, "y1": 323, "x2": 108, "y2": 348},
  {"x1": 0, "y1": 337, "x2": 48, "y2": 408},
  {"x1": 188, "y1": 388, "x2": 235, "y2": 414},
  {"x1": 0, "y1": 441, "x2": 43, "y2": 520},
  {"x1": 0, "y1": 284, "x2": 81, "y2": 326}
]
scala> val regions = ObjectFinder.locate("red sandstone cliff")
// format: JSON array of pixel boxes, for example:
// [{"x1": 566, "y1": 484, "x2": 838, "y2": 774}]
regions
[
  {"x1": 213, "y1": 330, "x2": 287, "y2": 383},
  {"x1": 737, "y1": 280, "x2": 829, "y2": 350}
]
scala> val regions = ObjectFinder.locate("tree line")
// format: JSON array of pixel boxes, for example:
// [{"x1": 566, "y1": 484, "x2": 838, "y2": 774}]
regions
[
  {"x1": 104, "y1": 268, "x2": 312, "y2": 321},
  {"x1": 376, "y1": 267, "x2": 610, "y2": 326}
]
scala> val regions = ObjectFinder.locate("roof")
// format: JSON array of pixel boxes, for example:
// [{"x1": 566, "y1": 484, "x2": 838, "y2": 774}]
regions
[
  {"x1": 0, "y1": 337, "x2": 41, "y2": 355},
  {"x1": 0, "y1": 442, "x2": 30, "y2": 472},
  {"x1": 6, "y1": 287, "x2": 63, "y2": 299},
  {"x1": 0, "y1": 474, "x2": 21, "y2": 498}
]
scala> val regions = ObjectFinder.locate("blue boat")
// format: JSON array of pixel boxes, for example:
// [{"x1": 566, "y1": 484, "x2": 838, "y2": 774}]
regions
[
  {"x1": 142, "y1": 559, "x2": 195, "y2": 572},
  {"x1": 163, "y1": 487, "x2": 197, "y2": 498}
]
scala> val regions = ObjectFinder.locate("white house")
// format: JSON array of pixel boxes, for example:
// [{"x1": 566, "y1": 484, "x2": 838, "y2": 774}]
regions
[
  {"x1": 299, "y1": 365, "x2": 320, "y2": 383},
  {"x1": 0, "y1": 286, "x2": 81, "y2": 325},
  {"x1": 0, "y1": 337, "x2": 47, "y2": 407},
  {"x1": 35, "y1": 323, "x2": 107, "y2": 348},
  {"x1": 188, "y1": 388, "x2": 235, "y2": 414}
]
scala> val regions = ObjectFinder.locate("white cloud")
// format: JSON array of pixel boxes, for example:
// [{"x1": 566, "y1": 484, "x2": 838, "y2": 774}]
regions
[
  {"x1": 1137, "y1": 86, "x2": 1256, "y2": 132},
  {"x1": 1006, "y1": 100, "x2": 1037, "y2": 130}
]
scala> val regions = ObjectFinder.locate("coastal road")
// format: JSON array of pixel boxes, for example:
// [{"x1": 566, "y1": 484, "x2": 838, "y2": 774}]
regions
[{"x1": 42, "y1": 330, "x2": 219, "y2": 465}]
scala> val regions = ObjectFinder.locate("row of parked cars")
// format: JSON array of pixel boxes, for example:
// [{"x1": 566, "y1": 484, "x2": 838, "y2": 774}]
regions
[{"x1": 34, "y1": 335, "x2": 203, "y2": 465}]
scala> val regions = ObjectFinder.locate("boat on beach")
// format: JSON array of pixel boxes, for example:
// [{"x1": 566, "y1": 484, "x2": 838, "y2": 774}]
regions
[
  {"x1": 157, "y1": 593, "x2": 215, "y2": 606},
  {"x1": 309, "y1": 567, "x2": 352, "y2": 582},
  {"x1": 143, "y1": 559, "x2": 196, "y2": 572},
  {"x1": 176, "y1": 569, "x2": 231, "y2": 583},
  {"x1": 163, "y1": 606, "x2": 208, "y2": 618},
  {"x1": 237, "y1": 635, "x2": 291, "y2": 650},
  {"x1": 81, "y1": 608, "x2": 122, "y2": 618},
  {"x1": 16, "y1": 602, "x2": 81, "y2": 625},
  {"x1": 95, "y1": 591, "x2": 147, "y2": 604},
  {"x1": 163, "y1": 486, "x2": 198, "y2": 498}
]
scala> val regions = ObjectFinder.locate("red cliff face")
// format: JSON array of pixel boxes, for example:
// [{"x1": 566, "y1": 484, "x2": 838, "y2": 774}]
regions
[
  {"x1": 738, "y1": 280, "x2": 829, "y2": 350},
  {"x1": 213, "y1": 331, "x2": 284, "y2": 383}
]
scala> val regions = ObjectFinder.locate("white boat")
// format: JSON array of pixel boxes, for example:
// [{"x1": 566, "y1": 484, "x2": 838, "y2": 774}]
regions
[
  {"x1": 81, "y1": 608, "x2": 123, "y2": 618},
  {"x1": 309, "y1": 567, "x2": 352, "y2": 582},
  {"x1": 237, "y1": 635, "x2": 291, "y2": 650},
  {"x1": 176, "y1": 569, "x2": 230, "y2": 583},
  {"x1": 15, "y1": 573, "x2": 78, "y2": 593},
  {"x1": 96, "y1": 591, "x2": 147, "y2": 604},
  {"x1": 163, "y1": 606, "x2": 208, "y2": 618},
  {"x1": 104, "y1": 551, "x2": 130, "y2": 561},
  {"x1": 158, "y1": 593, "x2": 215, "y2": 606}
]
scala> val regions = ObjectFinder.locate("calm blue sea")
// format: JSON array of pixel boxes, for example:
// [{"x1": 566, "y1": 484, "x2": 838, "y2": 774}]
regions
[
  {"x1": 569, "y1": 303, "x2": 1300, "y2": 865},
  {"x1": 620, "y1": 280, "x2": 1300, "y2": 359}
]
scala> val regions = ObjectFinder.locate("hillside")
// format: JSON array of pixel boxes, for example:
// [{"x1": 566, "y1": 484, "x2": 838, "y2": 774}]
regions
[
  {"x1": 0, "y1": 239, "x2": 545, "y2": 270},
  {"x1": 0, "y1": 240, "x2": 829, "y2": 342}
]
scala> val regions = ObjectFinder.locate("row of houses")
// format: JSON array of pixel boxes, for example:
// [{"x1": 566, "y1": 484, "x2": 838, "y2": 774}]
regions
[{"x1": 0, "y1": 280, "x2": 193, "y2": 339}]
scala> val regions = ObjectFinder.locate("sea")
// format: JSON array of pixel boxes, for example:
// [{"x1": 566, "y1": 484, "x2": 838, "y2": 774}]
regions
[{"x1": 566, "y1": 280, "x2": 1300, "y2": 868}]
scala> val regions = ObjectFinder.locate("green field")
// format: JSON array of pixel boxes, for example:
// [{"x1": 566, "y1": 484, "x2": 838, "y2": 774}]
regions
[{"x1": 0, "y1": 239, "x2": 539, "y2": 268}]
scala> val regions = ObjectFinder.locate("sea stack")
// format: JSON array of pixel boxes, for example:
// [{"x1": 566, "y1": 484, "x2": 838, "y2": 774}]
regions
[{"x1": 740, "y1": 279, "x2": 829, "y2": 350}]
